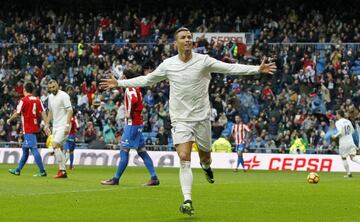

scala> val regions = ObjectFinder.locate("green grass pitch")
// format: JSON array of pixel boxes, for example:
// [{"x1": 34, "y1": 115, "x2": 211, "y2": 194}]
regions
[{"x1": 0, "y1": 164, "x2": 359, "y2": 222}]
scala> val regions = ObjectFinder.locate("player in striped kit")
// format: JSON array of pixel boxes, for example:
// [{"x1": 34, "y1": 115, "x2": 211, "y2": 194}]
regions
[
  {"x1": 232, "y1": 115, "x2": 250, "y2": 172},
  {"x1": 64, "y1": 112, "x2": 79, "y2": 170},
  {"x1": 7, "y1": 82, "x2": 48, "y2": 177},
  {"x1": 101, "y1": 69, "x2": 159, "y2": 186}
]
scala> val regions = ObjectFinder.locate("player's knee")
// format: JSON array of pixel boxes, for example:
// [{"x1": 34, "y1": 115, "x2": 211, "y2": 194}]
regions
[{"x1": 178, "y1": 152, "x2": 191, "y2": 161}]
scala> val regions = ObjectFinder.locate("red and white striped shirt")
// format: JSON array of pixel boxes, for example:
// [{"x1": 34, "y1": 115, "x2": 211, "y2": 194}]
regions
[
  {"x1": 232, "y1": 123, "x2": 250, "y2": 145},
  {"x1": 125, "y1": 87, "x2": 143, "y2": 125},
  {"x1": 16, "y1": 95, "x2": 45, "y2": 134},
  {"x1": 69, "y1": 115, "x2": 79, "y2": 136}
]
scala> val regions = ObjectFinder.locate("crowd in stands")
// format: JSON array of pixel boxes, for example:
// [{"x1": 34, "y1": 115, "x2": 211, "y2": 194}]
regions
[{"x1": 0, "y1": 0, "x2": 359, "y2": 153}]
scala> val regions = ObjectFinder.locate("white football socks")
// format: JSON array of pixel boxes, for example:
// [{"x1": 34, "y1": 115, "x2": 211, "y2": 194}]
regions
[
  {"x1": 180, "y1": 161, "x2": 193, "y2": 202},
  {"x1": 65, "y1": 152, "x2": 70, "y2": 163},
  {"x1": 342, "y1": 159, "x2": 350, "y2": 175},
  {"x1": 55, "y1": 149, "x2": 66, "y2": 171}
]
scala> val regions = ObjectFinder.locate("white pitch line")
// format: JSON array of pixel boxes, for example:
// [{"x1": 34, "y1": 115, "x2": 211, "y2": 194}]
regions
[{"x1": 9, "y1": 187, "x2": 122, "y2": 197}]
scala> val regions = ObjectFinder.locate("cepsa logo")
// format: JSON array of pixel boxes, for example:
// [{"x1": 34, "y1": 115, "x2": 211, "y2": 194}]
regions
[
  {"x1": 244, "y1": 156, "x2": 261, "y2": 169},
  {"x1": 269, "y1": 157, "x2": 333, "y2": 172}
]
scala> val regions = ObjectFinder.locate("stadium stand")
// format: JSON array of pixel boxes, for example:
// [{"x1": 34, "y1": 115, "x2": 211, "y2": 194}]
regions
[{"x1": 0, "y1": 0, "x2": 359, "y2": 153}]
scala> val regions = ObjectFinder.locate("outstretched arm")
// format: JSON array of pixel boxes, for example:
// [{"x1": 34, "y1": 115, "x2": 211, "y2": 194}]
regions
[
  {"x1": 100, "y1": 65, "x2": 167, "y2": 90},
  {"x1": 206, "y1": 56, "x2": 276, "y2": 76}
]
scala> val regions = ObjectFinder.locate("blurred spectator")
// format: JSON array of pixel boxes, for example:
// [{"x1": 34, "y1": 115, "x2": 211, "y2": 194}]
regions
[
  {"x1": 290, "y1": 132, "x2": 306, "y2": 154},
  {"x1": 84, "y1": 122, "x2": 97, "y2": 143},
  {"x1": 145, "y1": 137, "x2": 153, "y2": 146},
  {"x1": 250, "y1": 136, "x2": 265, "y2": 152},
  {"x1": 267, "y1": 116, "x2": 278, "y2": 140},
  {"x1": 144, "y1": 90, "x2": 155, "y2": 107},
  {"x1": 0, "y1": 119, "x2": 7, "y2": 142},
  {"x1": 211, "y1": 136, "x2": 232, "y2": 153},
  {"x1": 103, "y1": 120, "x2": 117, "y2": 144},
  {"x1": 264, "y1": 136, "x2": 277, "y2": 153},
  {"x1": 156, "y1": 126, "x2": 169, "y2": 145}
]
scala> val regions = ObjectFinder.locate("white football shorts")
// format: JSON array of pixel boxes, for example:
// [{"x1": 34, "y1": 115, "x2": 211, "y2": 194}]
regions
[
  {"x1": 171, "y1": 120, "x2": 211, "y2": 152},
  {"x1": 339, "y1": 144, "x2": 357, "y2": 158},
  {"x1": 52, "y1": 127, "x2": 68, "y2": 146}
]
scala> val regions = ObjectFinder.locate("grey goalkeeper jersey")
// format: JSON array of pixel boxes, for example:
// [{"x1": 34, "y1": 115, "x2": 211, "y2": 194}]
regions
[{"x1": 117, "y1": 52, "x2": 259, "y2": 122}]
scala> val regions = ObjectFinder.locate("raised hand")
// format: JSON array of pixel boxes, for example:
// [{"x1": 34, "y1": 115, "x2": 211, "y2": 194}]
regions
[
  {"x1": 259, "y1": 58, "x2": 277, "y2": 75},
  {"x1": 100, "y1": 74, "x2": 118, "y2": 90}
]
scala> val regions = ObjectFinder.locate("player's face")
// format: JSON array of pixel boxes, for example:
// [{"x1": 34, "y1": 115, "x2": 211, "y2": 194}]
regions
[
  {"x1": 48, "y1": 82, "x2": 59, "y2": 95},
  {"x1": 235, "y1": 116, "x2": 241, "y2": 123},
  {"x1": 175, "y1": 31, "x2": 193, "y2": 53}
]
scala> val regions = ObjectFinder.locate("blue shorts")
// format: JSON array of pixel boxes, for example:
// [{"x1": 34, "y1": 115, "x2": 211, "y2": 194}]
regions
[
  {"x1": 64, "y1": 135, "x2": 76, "y2": 151},
  {"x1": 235, "y1": 144, "x2": 246, "y2": 152},
  {"x1": 23, "y1": 134, "x2": 37, "y2": 148},
  {"x1": 121, "y1": 125, "x2": 145, "y2": 149}
]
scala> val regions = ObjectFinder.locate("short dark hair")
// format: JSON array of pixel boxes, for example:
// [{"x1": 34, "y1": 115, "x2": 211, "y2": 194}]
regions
[
  {"x1": 123, "y1": 69, "x2": 140, "y2": 79},
  {"x1": 337, "y1": 110, "x2": 345, "y2": 117},
  {"x1": 48, "y1": 79, "x2": 58, "y2": 85},
  {"x1": 24, "y1": 82, "x2": 34, "y2": 93},
  {"x1": 174, "y1": 27, "x2": 191, "y2": 39}
]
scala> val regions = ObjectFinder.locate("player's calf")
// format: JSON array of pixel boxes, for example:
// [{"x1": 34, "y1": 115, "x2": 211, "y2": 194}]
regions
[{"x1": 200, "y1": 163, "x2": 215, "y2": 183}]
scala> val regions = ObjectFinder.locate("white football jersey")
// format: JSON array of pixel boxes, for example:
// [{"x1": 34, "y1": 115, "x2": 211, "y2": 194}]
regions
[
  {"x1": 48, "y1": 90, "x2": 72, "y2": 129},
  {"x1": 335, "y1": 118, "x2": 355, "y2": 147},
  {"x1": 117, "y1": 52, "x2": 259, "y2": 122}
]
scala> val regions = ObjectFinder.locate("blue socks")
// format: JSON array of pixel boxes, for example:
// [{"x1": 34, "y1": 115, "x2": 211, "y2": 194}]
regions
[
  {"x1": 138, "y1": 151, "x2": 157, "y2": 179},
  {"x1": 237, "y1": 155, "x2": 245, "y2": 169},
  {"x1": 114, "y1": 150, "x2": 129, "y2": 179},
  {"x1": 17, "y1": 147, "x2": 45, "y2": 173},
  {"x1": 70, "y1": 152, "x2": 74, "y2": 168},
  {"x1": 114, "y1": 150, "x2": 158, "y2": 181},
  {"x1": 31, "y1": 147, "x2": 46, "y2": 173}
]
